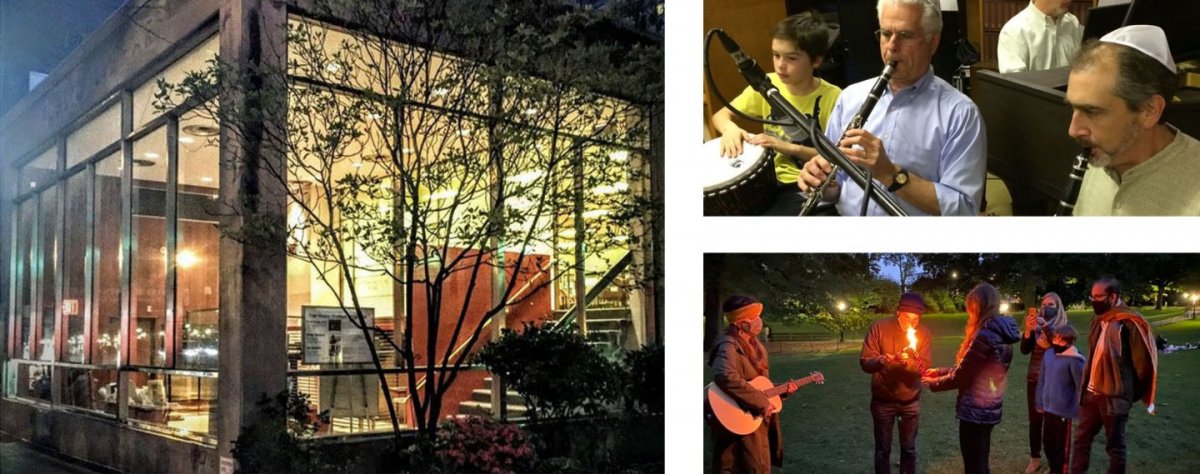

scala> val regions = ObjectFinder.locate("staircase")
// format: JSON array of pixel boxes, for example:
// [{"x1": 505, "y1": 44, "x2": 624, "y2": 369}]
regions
[
  {"x1": 457, "y1": 376, "x2": 530, "y2": 420},
  {"x1": 552, "y1": 307, "x2": 633, "y2": 355}
]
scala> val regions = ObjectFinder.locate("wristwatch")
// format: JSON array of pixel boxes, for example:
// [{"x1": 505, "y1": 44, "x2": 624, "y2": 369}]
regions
[{"x1": 887, "y1": 168, "x2": 909, "y2": 192}]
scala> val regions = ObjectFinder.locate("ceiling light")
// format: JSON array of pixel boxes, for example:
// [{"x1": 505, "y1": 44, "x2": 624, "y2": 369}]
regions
[
  {"x1": 610, "y1": 151, "x2": 629, "y2": 162},
  {"x1": 143, "y1": 152, "x2": 160, "y2": 159},
  {"x1": 182, "y1": 124, "x2": 218, "y2": 137},
  {"x1": 179, "y1": 136, "x2": 195, "y2": 144},
  {"x1": 582, "y1": 209, "x2": 610, "y2": 218},
  {"x1": 200, "y1": 176, "x2": 214, "y2": 183}
]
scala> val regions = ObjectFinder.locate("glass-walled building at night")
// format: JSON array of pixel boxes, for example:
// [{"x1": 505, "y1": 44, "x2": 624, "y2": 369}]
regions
[{"x1": 0, "y1": 2, "x2": 661, "y2": 472}]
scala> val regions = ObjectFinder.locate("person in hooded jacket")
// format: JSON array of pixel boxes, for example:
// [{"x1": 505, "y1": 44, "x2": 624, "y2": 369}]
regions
[
  {"x1": 1036, "y1": 324, "x2": 1086, "y2": 474},
  {"x1": 1020, "y1": 292, "x2": 1070, "y2": 474},
  {"x1": 923, "y1": 283, "x2": 1021, "y2": 474}
]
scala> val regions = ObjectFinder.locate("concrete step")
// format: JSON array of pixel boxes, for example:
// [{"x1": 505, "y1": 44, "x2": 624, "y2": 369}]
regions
[
  {"x1": 471, "y1": 388, "x2": 525, "y2": 405},
  {"x1": 458, "y1": 400, "x2": 529, "y2": 418}
]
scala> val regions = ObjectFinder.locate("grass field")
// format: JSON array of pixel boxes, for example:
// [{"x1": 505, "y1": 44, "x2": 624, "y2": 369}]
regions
[{"x1": 705, "y1": 310, "x2": 1200, "y2": 473}]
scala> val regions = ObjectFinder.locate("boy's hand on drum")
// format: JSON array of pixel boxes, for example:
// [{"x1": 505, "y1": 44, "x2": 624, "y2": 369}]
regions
[
  {"x1": 719, "y1": 128, "x2": 748, "y2": 158},
  {"x1": 745, "y1": 133, "x2": 781, "y2": 152}
]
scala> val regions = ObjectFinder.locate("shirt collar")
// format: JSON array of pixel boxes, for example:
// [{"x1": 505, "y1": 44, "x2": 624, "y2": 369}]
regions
[
  {"x1": 888, "y1": 66, "x2": 935, "y2": 98},
  {"x1": 1027, "y1": 1, "x2": 1062, "y2": 26},
  {"x1": 1104, "y1": 124, "x2": 1183, "y2": 184}
]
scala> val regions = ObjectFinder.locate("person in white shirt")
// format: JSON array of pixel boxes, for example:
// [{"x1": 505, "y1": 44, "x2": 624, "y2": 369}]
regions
[{"x1": 997, "y1": 0, "x2": 1082, "y2": 73}]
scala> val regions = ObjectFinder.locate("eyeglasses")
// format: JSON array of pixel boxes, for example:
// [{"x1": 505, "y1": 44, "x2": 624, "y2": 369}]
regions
[{"x1": 875, "y1": 29, "x2": 922, "y2": 45}]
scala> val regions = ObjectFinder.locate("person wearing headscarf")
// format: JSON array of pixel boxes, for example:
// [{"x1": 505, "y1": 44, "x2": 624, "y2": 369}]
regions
[
  {"x1": 707, "y1": 295, "x2": 798, "y2": 473},
  {"x1": 1020, "y1": 292, "x2": 1070, "y2": 474}
]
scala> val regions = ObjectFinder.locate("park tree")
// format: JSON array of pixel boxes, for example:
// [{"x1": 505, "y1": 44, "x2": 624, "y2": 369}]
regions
[
  {"x1": 705, "y1": 254, "x2": 895, "y2": 343},
  {"x1": 878, "y1": 253, "x2": 921, "y2": 293},
  {"x1": 161, "y1": 0, "x2": 662, "y2": 438}
]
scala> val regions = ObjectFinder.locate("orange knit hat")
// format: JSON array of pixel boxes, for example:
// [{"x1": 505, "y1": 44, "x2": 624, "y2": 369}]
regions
[{"x1": 723, "y1": 295, "x2": 763, "y2": 325}]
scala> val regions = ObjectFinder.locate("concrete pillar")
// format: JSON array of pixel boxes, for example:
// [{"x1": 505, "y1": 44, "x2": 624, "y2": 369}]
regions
[{"x1": 216, "y1": 0, "x2": 288, "y2": 471}]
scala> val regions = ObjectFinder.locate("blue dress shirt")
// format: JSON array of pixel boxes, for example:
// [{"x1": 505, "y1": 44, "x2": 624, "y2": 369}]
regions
[{"x1": 825, "y1": 67, "x2": 986, "y2": 216}]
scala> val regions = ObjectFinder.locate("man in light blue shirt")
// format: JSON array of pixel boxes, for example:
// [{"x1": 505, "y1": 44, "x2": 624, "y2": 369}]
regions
[{"x1": 799, "y1": 0, "x2": 986, "y2": 216}]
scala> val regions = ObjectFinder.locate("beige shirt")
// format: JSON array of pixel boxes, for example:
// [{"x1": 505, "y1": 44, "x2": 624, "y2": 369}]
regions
[
  {"x1": 1074, "y1": 126, "x2": 1200, "y2": 216},
  {"x1": 997, "y1": 2, "x2": 1082, "y2": 73}
]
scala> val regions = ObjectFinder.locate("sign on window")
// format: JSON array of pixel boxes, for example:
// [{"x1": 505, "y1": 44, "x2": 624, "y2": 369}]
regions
[{"x1": 301, "y1": 306, "x2": 375, "y2": 364}]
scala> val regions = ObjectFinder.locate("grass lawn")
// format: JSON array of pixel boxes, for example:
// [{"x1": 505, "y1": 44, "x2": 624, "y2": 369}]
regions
[{"x1": 705, "y1": 311, "x2": 1200, "y2": 473}]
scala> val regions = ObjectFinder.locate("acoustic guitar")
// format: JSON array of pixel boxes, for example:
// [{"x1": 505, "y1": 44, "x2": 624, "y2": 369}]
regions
[{"x1": 705, "y1": 371, "x2": 825, "y2": 435}]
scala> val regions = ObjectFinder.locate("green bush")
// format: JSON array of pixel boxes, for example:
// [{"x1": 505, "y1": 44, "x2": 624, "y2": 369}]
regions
[
  {"x1": 474, "y1": 321, "x2": 621, "y2": 420},
  {"x1": 622, "y1": 343, "x2": 664, "y2": 415},
  {"x1": 232, "y1": 391, "x2": 360, "y2": 474}
]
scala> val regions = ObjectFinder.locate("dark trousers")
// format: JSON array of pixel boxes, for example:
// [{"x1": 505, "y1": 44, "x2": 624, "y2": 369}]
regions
[
  {"x1": 1027, "y1": 380, "x2": 1044, "y2": 458},
  {"x1": 1042, "y1": 414, "x2": 1073, "y2": 474},
  {"x1": 871, "y1": 397, "x2": 920, "y2": 474},
  {"x1": 958, "y1": 420, "x2": 994, "y2": 474},
  {"x1": 1070, "y1": 394, "x2": 1129, "y2": 474}
]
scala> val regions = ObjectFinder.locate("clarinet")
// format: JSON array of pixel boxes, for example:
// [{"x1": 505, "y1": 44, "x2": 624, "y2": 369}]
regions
[
  {"x1": 799, "y1": 61, "x2": 897, "y2": 216},
  {"x1": 1054, "y1": 148, "x2": 1091, "y2": 216}
]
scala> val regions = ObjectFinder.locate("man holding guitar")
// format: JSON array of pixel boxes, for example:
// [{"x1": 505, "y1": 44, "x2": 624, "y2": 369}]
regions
[
  {"x1": 860, "y1": 292, "x2": 933, "y2": 474},
  {"x1": 706, "y1": 295, "x2": 822, "y2": 473}
]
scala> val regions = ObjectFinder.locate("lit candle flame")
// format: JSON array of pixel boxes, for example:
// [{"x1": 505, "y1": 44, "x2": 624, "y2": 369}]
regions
[{"x1": 906, "y1": 327, "x2": 917, "y2": 352}]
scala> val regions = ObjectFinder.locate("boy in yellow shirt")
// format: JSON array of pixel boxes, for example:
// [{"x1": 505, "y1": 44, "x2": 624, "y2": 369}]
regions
[{"x1": 711, "y1": 12, "x2": 842, "y2": 215}]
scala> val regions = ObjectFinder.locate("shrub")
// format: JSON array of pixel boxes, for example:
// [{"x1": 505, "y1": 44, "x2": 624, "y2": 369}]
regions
[
  {"x1": 474, "y1": 321, "x2": 620, "y2": 420},
  {"x1": 431, "y1": 416, "x2": 535, "y2": 473},
  {"x1": 622, "y1": 343, "x2": 664, "y2": 415}
]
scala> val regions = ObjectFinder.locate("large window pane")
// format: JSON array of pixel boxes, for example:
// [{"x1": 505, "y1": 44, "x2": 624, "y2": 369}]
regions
[
  {"x1": 128, "y1": 370, "x2": 218, "y2": 441},
  {"x1": 177, "y1": 108, "x2": 221, "y2": 370},
  {"x1": 93, "y1": 152, "x2": 122, "y2": 365},
  {"x1": 62, "y1": 171, "x2": 89, "y2": 362},
  {"x1": 15, "y1": 200, "x2": 36, "y2": 359},
  {"x1": 14, "y1": 361, "x2": 52, "y2": 402},
  {"x1": 133, "y1": 35, "x2": 219, "y2": 130},
  {"x1": 59, "y1": 367, "x2": 118, "y2": 415},
  {"x1": 132, "y1": 127, "x2": 168, "y2": 366},
  {"x1": 19, "y1": 147, "x2": 57, "y2": 195},
  {"x1": 37, "y1": 186, "x2": 60, "y2": 362},
  {"x1": 67, "y1": 103, "x2": 121, "y2": 169}
]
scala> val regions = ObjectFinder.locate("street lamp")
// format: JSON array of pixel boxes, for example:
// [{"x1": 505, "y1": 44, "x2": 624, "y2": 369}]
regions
[
  {"x1": 1190, "y1": 294, "x2": 1199, "y2": 319},
  {"x1": 836, "y1": 301, "x2": 847, "y2": 312},
  {"x1": 1000, "y1": 302, "x2": 1011, "y2": 314}
]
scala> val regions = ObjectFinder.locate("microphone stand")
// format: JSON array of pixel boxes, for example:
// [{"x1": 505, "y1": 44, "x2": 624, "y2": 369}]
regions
[{"x1": 713, "y1": 29, "x2": 909, "y2": 217}]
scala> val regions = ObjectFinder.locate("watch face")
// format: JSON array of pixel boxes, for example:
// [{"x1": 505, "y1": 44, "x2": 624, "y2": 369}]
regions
[{"x1": 896, "y1": 172, "x2": 908, "y2": 185}]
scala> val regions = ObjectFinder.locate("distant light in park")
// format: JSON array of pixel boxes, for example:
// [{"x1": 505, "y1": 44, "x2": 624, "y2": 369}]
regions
[
  {"x1": 951, "y1": 271, "x2": 958, "y2": 279},
  {"x1": 1000, "y1": 303, "x2": 1010, "y2": 313},
  {"x1": 836, "y1": 301, "x2": 847, "y2": 311}
]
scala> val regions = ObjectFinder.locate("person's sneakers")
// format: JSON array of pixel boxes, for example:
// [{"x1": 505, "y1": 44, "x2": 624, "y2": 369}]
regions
[{"x1": 1025, "y1": 457, "x2": 1042, "y2": 474}]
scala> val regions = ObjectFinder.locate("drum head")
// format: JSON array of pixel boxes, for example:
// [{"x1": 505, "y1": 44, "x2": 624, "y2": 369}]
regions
[{"x1": 701, "y1": 139, "x2": 769, "y2": 193}]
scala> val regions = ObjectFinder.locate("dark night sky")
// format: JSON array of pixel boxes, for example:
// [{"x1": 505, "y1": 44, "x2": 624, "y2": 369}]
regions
[{"x1": 0, "y1": 0, "x2": 126, "y2": 117}]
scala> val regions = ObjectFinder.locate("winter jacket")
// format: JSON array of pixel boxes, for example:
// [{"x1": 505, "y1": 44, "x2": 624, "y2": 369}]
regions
[{"x1": 927, "y1": 316, "x2": 1021, "y2": 425}]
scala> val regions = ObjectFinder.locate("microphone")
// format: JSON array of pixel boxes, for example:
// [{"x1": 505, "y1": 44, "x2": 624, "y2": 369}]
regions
[{"x1": 714, "y1": 29, "x2": 773, "y2": 95}]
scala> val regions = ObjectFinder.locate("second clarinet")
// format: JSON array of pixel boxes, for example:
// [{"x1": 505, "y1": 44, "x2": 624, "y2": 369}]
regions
[
  {"x1": 1055, "y1": 148, "x2": 1091, "y2": 216},
  {"x1": 799, "y1": 60, "x2": 898, "y2": 216}
]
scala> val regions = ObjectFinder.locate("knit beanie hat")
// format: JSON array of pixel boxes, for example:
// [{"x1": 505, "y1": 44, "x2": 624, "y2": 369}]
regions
[
  {"x1": 897, "y1": 292, "x2": 926, "y2": 315},
  {"x1": 723, "y1": 295, "x2": 763, "y2": 324}
]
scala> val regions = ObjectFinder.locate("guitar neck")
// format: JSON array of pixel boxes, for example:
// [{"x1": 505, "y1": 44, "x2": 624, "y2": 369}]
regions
[{"x1": 762, "y1": 375, "x2": 817, "y2": 398}]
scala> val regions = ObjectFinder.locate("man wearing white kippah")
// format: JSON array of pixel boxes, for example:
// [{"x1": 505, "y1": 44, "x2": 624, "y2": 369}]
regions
[
  {"x1": 997, "y1": 0, "x2": 1082, "y2": 73},
  {"x1": 1065, "y1": 24, "x2": 1200, "y2": 216}
]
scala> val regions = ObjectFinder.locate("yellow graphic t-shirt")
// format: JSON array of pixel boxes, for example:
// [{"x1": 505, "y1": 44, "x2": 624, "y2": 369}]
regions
[{"x1": 728, "y1": 73, "x2": 841, "y2": 185}]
